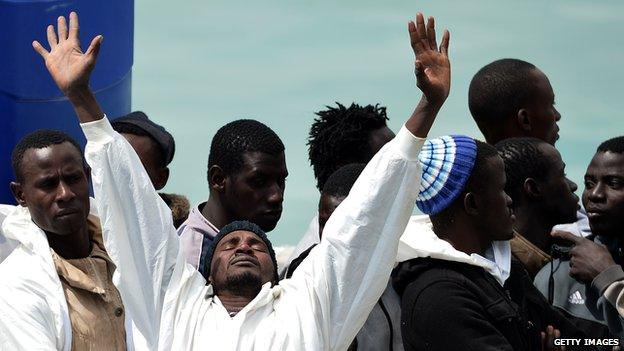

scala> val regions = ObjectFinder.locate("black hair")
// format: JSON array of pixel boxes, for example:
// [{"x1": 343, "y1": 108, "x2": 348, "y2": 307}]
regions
[
  {"x1": 308, "y1": 102, "x2": 389, "y2": 190},
  {"x1": 11, "y1": 129, "x2": 84, "y2": 182},
  {"x1": 430, "y1": 140, "x2": 499, "y2": 232},
  {"x1": 321, "y1": 163, "x2": 366, "y2": 198},
  {"x1": 113, "y1": 123, "x2": 167, "y2": 168},
  {"x1": 495, "y1": 137, "x2": 551, "y2": 203},
  {"x1": 468, "y1": 59, "x2": 538, "y2": 143},
  {"x1": 597, "y1": 136, "x2": 624, "y2": 154},
  {"x1": 207, "y1": 119, "x2": 284, "y2": 182}
]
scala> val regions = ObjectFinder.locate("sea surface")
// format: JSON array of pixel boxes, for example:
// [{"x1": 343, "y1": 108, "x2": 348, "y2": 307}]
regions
[{"x1": 132, "y1": 0, "x2": 624, "y2": 246}]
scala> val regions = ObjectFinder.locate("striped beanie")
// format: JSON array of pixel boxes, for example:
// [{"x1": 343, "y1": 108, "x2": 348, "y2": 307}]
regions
[{"x1": 416, "y1": 135, "x2": 477, "y2": 215}]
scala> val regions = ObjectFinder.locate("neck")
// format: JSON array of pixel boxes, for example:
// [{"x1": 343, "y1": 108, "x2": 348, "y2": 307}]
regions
[
  {"x1": 436, "y1": 223, "x2": 490, "y2": 257},
  {"x1": 217, "y1": 290, "x2": 257, "y2": 315},
  {"x1": 202, "y1": 194, "x2": 231, "y2": 229},
  {"x1": 46, "y1": 223, "x2": 91, "y2": 259},
  {"x1": 514, "y1": 206, "x2": 552, "y2": 252}
]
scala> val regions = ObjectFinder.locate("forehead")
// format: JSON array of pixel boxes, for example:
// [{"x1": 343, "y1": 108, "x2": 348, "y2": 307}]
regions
[
  {"x1": 587, "y1": 151, "x2": 624, "y2": 176},
  {"x1": 218, "y1": 230, "x2": 264, "y2": 244},
  {"x1": 240, "y1": 151, "x2": 287, "y2": 173},
  {"x1": 21, "y1": 142, "x2": 83, "y2": 176},
  {"x1": 529, "y1": 69, "x2": 554, "y2": 99}
]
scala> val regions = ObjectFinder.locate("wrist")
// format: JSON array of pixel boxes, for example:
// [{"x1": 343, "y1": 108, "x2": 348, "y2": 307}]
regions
[{"x1": 65, "y1": 85, "x2": 93, "y2": 103}]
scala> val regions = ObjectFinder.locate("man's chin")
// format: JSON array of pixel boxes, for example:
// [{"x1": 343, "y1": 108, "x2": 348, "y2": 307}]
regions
[{"x1": 225, "y1": 271, "x2": 263, "y2": 295}]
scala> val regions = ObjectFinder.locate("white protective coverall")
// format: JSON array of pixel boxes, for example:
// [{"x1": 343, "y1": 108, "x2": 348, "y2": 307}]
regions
[
  {"x1": 0, "y1": 206, "x2": 142, "y2": 350},
  {"x1": 82, "y1": 117, "x2": 424, "y2": 350}
]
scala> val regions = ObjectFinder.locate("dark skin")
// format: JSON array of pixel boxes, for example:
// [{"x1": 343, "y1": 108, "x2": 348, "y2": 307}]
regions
[
  {"x1": 203, "y1": 151, "x2": 287, "y2": 231},
  {"x1": 318, "y1": 194, "x2": 345, "y2": 238},
  {"x1": 120, "y1": 132, "x2": 169, "y2": 190},
  {"x1": 209, "y1": 230, "x2": 276, "y2": 314},
  {"x1": 486, "y1": 68, "x2": 561, "y2": 146},
  {"x1": 550, "y1": 151, "x2": 624, "y2": 284},
  {"x1": 36, "y1": 10, "x2": 450, "y2": 313},
  {"x1": 435, "y1": 156, "x2": 515, "y2": 256},
  {"x1": 10, "y1": 142, "x2": 91, "y2": 259},
  {"x1": 367, "y1": 126, "x2": 395, "y2": 159},
  {"x1": 513, "y1": 143, "x2": 579, "y2": 252}
]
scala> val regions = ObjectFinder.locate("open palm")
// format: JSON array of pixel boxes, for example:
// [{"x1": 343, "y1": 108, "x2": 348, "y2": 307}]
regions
[
  {"x1": 408, "y1": 13, "x2": 450, "y2": 106},
  {"x1": 32, "y1": 12, "x2": 102, "y2": 95}
]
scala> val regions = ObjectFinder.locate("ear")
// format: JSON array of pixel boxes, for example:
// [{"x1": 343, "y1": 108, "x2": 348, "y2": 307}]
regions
[
  {"x1": 208, "y1": 165, "x2": 226, "y2": 192},
  {"x1": 10, "y1": 182, "x2": 27, "y2": 207},
  {"x1": 522, "y1": 178, "x2": 542, "y2": 199},
  {"x1": 153, "y1": 167, "x2": 170, "y2": 191},
  {"x1": 516, "y1": 108, "x2": 532, "y2": 132},
  {"x1": 463, "y1": 192, "x2": 480, "y2": 216}
]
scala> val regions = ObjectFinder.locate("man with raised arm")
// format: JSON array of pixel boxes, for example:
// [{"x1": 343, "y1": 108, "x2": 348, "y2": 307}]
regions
[{"x1": 33, "y1": 11, "x2": 449, "y2": 350}]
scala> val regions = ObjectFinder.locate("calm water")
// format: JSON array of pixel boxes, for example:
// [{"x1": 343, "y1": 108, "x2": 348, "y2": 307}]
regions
[{"x1": 132, "y1": 0, "x2": 624, "y2": 246}]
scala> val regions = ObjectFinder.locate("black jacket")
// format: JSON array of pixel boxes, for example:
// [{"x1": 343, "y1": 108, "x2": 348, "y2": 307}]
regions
[{"x1": 393, "y1": 257, "x2": 591, "y2": 351}]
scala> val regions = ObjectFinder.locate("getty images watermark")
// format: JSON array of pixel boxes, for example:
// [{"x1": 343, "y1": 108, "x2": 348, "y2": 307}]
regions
[{"x1": 554, "y1": 338, "x2": 620, "y2": 347}]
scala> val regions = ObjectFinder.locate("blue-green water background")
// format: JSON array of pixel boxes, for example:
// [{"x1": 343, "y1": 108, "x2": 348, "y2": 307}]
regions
[{"x1": 132, "y1": 0, "x2": 623, "y2": 246}]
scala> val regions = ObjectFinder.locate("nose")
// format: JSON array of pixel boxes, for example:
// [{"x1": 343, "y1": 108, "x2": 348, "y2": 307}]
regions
[
  {"x1": 566, "y1": 178, "x2": 578, "y2": 193},
  {"x1": 554, "y1": 107, "x2": 561, "y2": 122},
  {"x1": 56, "y1": 181, "x2": 75, "y2": 202},
  {"x1": 266, "y1": 182, "x2": 284, "y2": 206},
  {"x1": 588, "y1": 183, "x2": 606, "y2": 202},
  {"x1": 235, "y1": 241, "x2": 254, "y2": 255}
]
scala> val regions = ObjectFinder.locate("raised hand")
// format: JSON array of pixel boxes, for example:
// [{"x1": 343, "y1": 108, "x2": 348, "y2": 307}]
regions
[
  {"x1": 408, "y1": 13, "x2": 450, "y2": 107},
  {"x1": 32, "y1": 12, "x2": 103, "y2": 96}
]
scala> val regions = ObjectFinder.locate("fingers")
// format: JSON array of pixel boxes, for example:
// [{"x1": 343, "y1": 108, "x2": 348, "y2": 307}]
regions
[
  {"x1": 415, "y1": 13, "x2": 430, "y2": 50},
  {"x1": 46, "y1": 25, "x2": 58, "y2": 48},
  {"x1": 426, "y1": 16, "x2": 437, "y2": 51},
  {"x1": 69, "y1": 11, "x2": 79, "y2": 40},
  {"x1": 57, "y1": 16, "x2": 68, "y2": 42},
  {"x1": 408, "y1": 20, "x2": 425, "y2": 53},
  {"x1": 86, "y1": 35, "x2": 103, "y2": 59},
  {"x1": 440, "y1": 29, "x2": 450, "y2": 55},
  {"x1": 32, "y1": 40, "x2": 49, "y2": 58},
  {"x1": 551, "y1": 230, "x2": 583, "y2": 245}
]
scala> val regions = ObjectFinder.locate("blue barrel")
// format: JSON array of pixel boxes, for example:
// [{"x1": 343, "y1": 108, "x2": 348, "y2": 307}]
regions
[{"x1": 0, "y1": 0, "x2": 133, "y2": 204}]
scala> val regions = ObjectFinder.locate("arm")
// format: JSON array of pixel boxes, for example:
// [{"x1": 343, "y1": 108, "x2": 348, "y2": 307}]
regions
[
  {"x1": 288, "y1": 13, "x2": 450, "y2": 350},
  {"x1": 33, "y1": 12, "x2": 191, "y2": 348}
]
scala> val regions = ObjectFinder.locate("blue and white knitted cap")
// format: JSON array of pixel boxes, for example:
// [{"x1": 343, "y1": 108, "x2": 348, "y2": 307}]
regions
[{"x1": 417, "y1": 135, "x2": 478, "y2": 215}]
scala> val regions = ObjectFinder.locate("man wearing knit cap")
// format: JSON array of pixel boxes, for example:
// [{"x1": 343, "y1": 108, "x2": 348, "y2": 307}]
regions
[
  {"x1": 393, "y1": 137, "x2": 587, "y2": 350},
  {"x1": 35, "y1": 11, "x2": 449, "y2": 349}
]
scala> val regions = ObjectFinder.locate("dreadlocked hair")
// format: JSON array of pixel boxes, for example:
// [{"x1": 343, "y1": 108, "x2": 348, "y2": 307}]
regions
[{"x1": 308, "y1": 102, "x2": 389, "y2": 190}]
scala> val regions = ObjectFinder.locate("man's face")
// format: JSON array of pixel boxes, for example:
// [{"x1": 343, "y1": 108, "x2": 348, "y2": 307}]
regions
[
  {"x1": 582, "y1": 151, "x2": 624, "y2": 237},
  {"x1": 368, "y1": 126, "x2": 395, "y2": 157},
  {"x1": 474, "y1": 156, "x2": 516, "y2": 241},
  {"x1": 536, "y1": 144, "x2": 580, "y2": 224},
  {"x1": 525, "y1": 69, "x2": 561, "y2": 145},
  {"x1": 120, "y1": 132, "x2": 168, "y2": 190},
  {"x1": 318, "y1": 194, "x2": 345, "y2": 238},
  {"x1": 209, "y1": 230, "x2": 276, "y2": 294},
  {"x1": 11, "y1": 142, "x2": 90, "y2": 236},
  {"x1": 224, "y1": 151, "x2": 288, "y2": 231}
]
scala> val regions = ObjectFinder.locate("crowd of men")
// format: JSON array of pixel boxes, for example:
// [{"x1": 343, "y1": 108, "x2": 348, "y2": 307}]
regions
[{"x1": 0, "y1": 10, "x2": 623, "y2": 351}]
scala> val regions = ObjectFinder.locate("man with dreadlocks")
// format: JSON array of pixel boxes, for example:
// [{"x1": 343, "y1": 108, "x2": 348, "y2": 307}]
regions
[
  {"x1": 283, "y1": 102, "x2": 395, "y2": 274},
  {"x1": 33, "y1": 11, "x2": 450, "y2": 349}
]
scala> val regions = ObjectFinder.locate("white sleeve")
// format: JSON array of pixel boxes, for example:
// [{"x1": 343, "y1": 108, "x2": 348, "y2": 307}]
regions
[
  {"x1": 81, "y1": 117, "x2": 188, "y2": 349},
  {"x1": 288, "y1": 126, "x2": 424, "y2": 350},
  {"x1": 0, "y1": 286, "x2": 59, "y2": 350}
]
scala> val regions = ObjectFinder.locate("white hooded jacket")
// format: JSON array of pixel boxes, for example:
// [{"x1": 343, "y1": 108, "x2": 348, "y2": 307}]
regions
[
  {"x1": 0, "y1": 204, "x2": 142, "y2": 350},
  {"x1": 397, "y1": 215, "x2": 511, "y2": 286},
  {"x1": 82, "y1": 117, "x2": 425, "y2": 350}
]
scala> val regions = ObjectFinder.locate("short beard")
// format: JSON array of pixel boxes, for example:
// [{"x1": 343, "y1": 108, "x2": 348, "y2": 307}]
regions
[{"x1": 218, "y1": 271, "x2": 263, "y2": 299}]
